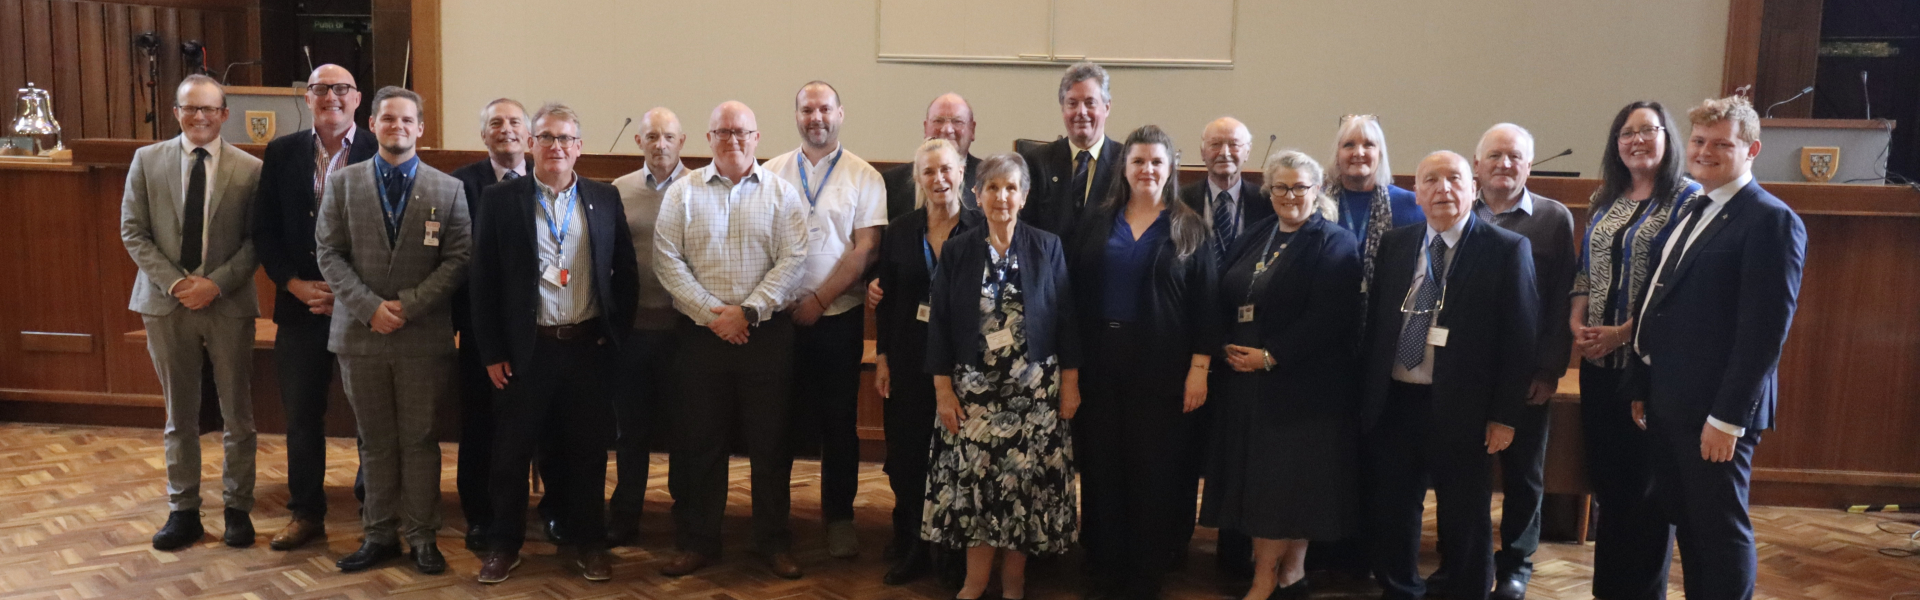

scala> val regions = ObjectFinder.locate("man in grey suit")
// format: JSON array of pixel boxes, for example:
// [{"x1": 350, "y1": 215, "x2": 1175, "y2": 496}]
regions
[
  {"x1": 121, "y1": 74, "x2": 264, "y2": 551},
  {"x1": 315, "y1": 86, "x2": 471, "y2": 574}
]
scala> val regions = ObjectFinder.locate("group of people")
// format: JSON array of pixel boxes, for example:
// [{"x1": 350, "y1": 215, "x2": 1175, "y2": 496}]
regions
[{"x1": 121, "y1": 58, "x2": 1805, "y2": 600}]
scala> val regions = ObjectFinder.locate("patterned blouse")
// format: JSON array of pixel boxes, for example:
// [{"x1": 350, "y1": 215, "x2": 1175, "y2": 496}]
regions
[{"x1": 1572, "y1": 179, "x2": 1702, "y2": 369}]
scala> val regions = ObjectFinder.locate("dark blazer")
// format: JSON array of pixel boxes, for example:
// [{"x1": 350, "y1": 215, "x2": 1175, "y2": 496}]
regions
[
  {"x1": 468, "y1": 174, "x2": 639, "y2": 368},
  {"x1": 448, "y1": 156, "x2": 531, "y2": 333},
  {"x1": 875, "y1": 207, "x2": 984, "y2": 373},
  {"x1": 1019, "y1": 136, "x2": 1123, "y2": 236},
  {"x1": 1179, "y1": 177, "x2": 1276, "y2": 235},
  {"x1": 1064, "y1": 202, "x2": 1221, "y2": 376},
  {"x1": 1225, "y1": 215, "x2": 1362, "y2": 417},
  {"x1": 253, "y1": 127, "x2": 379, "y2": 324},
  {"x1": 1627, "y1": 180, "x2": 1805, "y2": 431},
  {"x1": 1360, "y1": 215, "x2": 1540, "y2": 441},
  {"x1": 924, "y1": 223, "x2": 1081, "y2": 375},
  {"x1": 883, "y1": 153, "x2": 980, "y2": 220}
]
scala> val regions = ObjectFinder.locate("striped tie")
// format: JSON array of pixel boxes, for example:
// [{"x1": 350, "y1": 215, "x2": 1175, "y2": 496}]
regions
[{"x1": 1212, "y1": 190, "x2": 1237, "y2": 264}]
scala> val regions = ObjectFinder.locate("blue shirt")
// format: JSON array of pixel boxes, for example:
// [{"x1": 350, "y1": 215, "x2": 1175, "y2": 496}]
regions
[
  {"x1": 1101, "y1": 210, "x2": 1170, "y2": 322},
  {"x1": 1336, "y1": 184, "x2": 1422, "y2": 243},
  {"x1": 372, "y1": 154, "x2": 419, "y2": 244}
]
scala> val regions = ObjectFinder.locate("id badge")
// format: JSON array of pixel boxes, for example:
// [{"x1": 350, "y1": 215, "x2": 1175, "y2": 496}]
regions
[
  {"x1": 423, "y1": 221, "x2": 442, "y2": 247},
  {"x1": 543, "y1": 265, "x2": 569, "y2": 287},
  {"x1": 1237, "y1": 304, "x2": 1256, "y2": 323},
  {"x1": 986, "y1": 328, "x2": 1014, "y2": 351},
  {"x1": 1427, "y1": 326, "x2": 1450, "y2": 347},
  {"x1": 916, "y1": 302, "x2": 932, "y2": 322}
]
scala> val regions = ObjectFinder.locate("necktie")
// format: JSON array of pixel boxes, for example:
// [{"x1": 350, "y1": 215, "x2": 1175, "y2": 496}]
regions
[
  {"x1": 181, "y1": 148, "x2": 208, "y2": 273},
  {"x1": 502, "y1": 170, "x2": 518, "y2": 181},
  {"x1": 1653, "y1": 198, "x2": 1711, "y2": 289},
  {"x1": 1396, "y1": 235, "x2": 1448, "y2": 370},
  {"x1": 1070, "y1": 150, "x2": 1092, "y2": 207},
  {"x1": 382, "y1": 167, "x2": 408, "y2": 244},
  {"x1": 1212, "y1": 190, "x2": 1237, "y2": 264}
]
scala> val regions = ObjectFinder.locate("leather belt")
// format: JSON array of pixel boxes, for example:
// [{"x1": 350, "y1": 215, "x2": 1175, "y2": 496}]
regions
[{"x1": 536, "y1": 318, "x2": 602, "y2": 342}]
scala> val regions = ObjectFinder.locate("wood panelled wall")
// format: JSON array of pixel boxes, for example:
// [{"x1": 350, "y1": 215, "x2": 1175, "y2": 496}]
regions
[{"x1": 0, "y1": 0, "x2": 258, "y2": 143}]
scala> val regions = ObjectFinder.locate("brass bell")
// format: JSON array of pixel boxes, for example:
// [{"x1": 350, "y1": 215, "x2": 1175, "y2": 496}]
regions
[{"x1": 12, "y1": 82, "x2": 64, "y2": 156}]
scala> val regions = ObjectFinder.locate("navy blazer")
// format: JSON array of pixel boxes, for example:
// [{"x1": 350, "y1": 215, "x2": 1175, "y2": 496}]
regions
[
  {"x1": 1627, "y1": 180, "x2": 1805, "y2": 431},
  {"x1": 1019, "y1": 136, "x2": 1124, "y2": 236},
  {"x1": 874, "y1": 207, "x2": 983, "y2": 374},
  {"x1": 448, "y1": 156, "x2": 531, "y2": 334},
  {"x1": 253, "y1": 127, "x2": 378, "y2": 324},
  {"x1": 1360, "y1": 214, "x2": 1540, "y2": 440},
  {"x1": 468, "y1": 174, "x2": 639, "y2": 368},
  {"x1": 1064, "y1": 202, "x2": 1221, "y2": 373},
  {"x1": 1223, "y1": 215, "x2": 1363, "y2": 418},
  {"x1": 1179, "y1": 177, "x2": 1277, "y2": 236},
  {"x1": 924, "y1": 223, "x2": 1081, "y2": 375}
]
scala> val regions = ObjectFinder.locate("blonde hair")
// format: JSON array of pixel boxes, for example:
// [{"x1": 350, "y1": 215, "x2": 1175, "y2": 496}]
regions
[
  {"x1": 911, "y1": 138, "x2": 962, "y2": 210},
  {"x1": 1688, "y1": 95, "x2": 1761, "y2": 144},
  {"x1": 1264, "y1": 150, "x2": 1339, "y2": 221},
  {"x1": 1331, "y1": 115, "x2": 1394, "y2": 190}
]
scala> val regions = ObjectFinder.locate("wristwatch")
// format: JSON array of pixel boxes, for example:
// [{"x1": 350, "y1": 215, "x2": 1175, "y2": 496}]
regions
[{"x1": 741, "y1": 306, "x2": 761, "y2": 326}]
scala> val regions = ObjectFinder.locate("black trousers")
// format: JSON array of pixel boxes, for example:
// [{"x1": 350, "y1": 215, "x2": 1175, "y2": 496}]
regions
[
  {"x1": 670, "y1": 316, "x2": 795, "y2": 556},
  {"x1": 1581, "y1": 365, "x2": 1673, "y2": 600},
  {"x1": 882, "y1": 362, "x2": 939, "y2": 549},
  {"x1": 610, "y1": 328, "x2": 675, "y2": 520},
  {"x1": 1366, "y1": 382, "x2": 1494, "y2": 600},
  {"x1": 456, "y1": 332, "x2": 564, "y2": 538},
  {"x1": 1436, "y1": 400, "x2": 1551, "y2": 579},
  {"x1": 1649, "y1": 410, "x2": 1759, "y2": 600},
  {"x1": 789, "y1": 308, "x2": 865, "y2": 522},
  {"x1": 274, "y1": 313, "x2": 362, "y2": 521},
  {"x1": 486, "y1": 333, "x2": 617, "y2": 555},
  {"x1": 1077, "y1": 323, "x2": 1194, "y2": 598}
]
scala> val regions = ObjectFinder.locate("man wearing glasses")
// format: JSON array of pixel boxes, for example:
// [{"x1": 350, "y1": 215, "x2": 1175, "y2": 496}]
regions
[
  {"x1": 252, "y1": 64, "x2": 377, "y2": 551},
  {"x1": 1358, "y1": 151, "x2": 1539, "y2": 600},
  {"x1": 882, "y1": 92, "x2": 981, "y2": 219},
  {"x1": 654, "y1": 101, "x2": 809, "y2": 580},
  {"x1": 469, "y1": 102, "x2": 637, "y2": 583},
  {"x1": 124, "y1": 74, "x2": 264, "y2": 551}
]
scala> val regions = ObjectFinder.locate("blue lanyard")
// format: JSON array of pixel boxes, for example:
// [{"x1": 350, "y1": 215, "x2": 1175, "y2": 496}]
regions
[
  {"x1": 797, "y1": 148, "x2": 843, "y2": 208},
  {"x1": 374, "y1": 160, "x2": 417, "y2": 236},
  {"x1": 538, "y1": 182, "x2": 578, "y2": 257}
]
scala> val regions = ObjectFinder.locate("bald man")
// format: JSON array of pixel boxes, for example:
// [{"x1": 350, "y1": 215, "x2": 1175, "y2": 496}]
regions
[
  {"x1": 605, "y1": 106, "x2": 689, "y2": 545},
  {"x1": 1359, "y1": 152, "x2": 1539, "y2": 600},
  {"x1": 253, "y1": 64, "x2": 377, "y2": 551},
  {"x1": 883, "y1": 93, "x2": 982, "y2": 219}
]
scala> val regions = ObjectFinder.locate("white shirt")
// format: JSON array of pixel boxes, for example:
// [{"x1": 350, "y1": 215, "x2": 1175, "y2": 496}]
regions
[
  {"x1": 759, "y1": 145, "x2": 888, "y2": 316},
  {"x1": 1635, "y1": 170, "x2": 1752, "y2": 437},
  {"x1": 1391, "y1": 216, "x2": 1467, "y2": 385},
  {"x1": 313, "y1": 127, "x2": 354, "y2": 198},
  {"x1": 653, "y1": 162, "x2": 809, "y2": 326},
  {"x1": 176, "y1": 136, "x2": 221, "y2": 276},
  {"x1": 533, "y1": 174, "x2": 598, "y2": 326}
]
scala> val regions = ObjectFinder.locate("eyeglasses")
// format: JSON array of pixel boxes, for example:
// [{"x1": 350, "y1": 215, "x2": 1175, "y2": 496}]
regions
[
  {"x1": 709, "y1": 128, "x2": 757, "y2": 141},
  {"x1": 175, "y1": 105, "x2": 226, "y2": 117},
  {"x1": 927, "y1": 117, "x2": 971, "y2": 129},
  {"x1": 533, "y1": 134, "x2": 581, "y2": 147},
  {"x1": 1340, "y1": 114, "x2": 1378, "y2": 124},
  {"x1": 306, "y1": 83, "x2": 358, "y2": 96},
  {"x1": 1618, "y1": 126, "x2": 1665, "y2": 142},
  {"x1": 1269, "y1": 184, "x2": 1316, "y2": 198}
]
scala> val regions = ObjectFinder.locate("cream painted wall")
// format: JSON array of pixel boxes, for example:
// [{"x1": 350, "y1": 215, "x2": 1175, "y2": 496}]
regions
[{"x1": 441, "y1": 0, "x2": 1727, "y2": 180}]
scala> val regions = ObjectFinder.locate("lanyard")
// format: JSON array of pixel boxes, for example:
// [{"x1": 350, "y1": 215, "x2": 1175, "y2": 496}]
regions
[
  {"x1": 374, "y1": 160, "x2": 417, "y2": 236},
  {"x1": 538, "y1": 182, "x2": 578, "y2": 259},
  {"x1": 797, "y1": 148, "x2": 843, "y2": 208},
  {"x1": 1241, "y1": 226, "x2": 1286, "y2": 306}
]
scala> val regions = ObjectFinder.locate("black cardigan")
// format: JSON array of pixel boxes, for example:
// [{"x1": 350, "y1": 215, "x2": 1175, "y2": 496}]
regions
[
  {"x1": 874, "y1": 206, "x2": 983, "y2": 373},
  {"x1": 924, "y1": 222, "x2": 1081, "y2": 375},
  {"x1": 1064, "y1": 203, "x2": 1221, "y2": 367},
  {"x1": 1221, "y1": 214, "x2": 1363, "y2": 417}
]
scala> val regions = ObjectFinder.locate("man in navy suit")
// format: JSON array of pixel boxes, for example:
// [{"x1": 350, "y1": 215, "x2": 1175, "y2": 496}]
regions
[
  {"x1": 1628, "y1": 95, "x2": 1805, "y2": 600},
  {"x1": 1360, "y1": 151, "x2": 1539, "y2": 600},
  {"x1": 1018, "y1": 61, "x2": 1124, "y2": 236}
]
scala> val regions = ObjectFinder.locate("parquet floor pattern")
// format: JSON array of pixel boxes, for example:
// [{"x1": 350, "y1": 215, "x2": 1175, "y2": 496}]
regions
[{"x1": 1, "y1": 423, "x2": 1918, "y2": 599}]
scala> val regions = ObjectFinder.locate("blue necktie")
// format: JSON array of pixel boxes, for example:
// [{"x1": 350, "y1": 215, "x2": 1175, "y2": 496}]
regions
[
  {"x1": 1212, "y1": 190, "x2": 1237, "y2": 264},
  {"x1": 1396, "y1": 235, "x2": 1448, "y2": 370},
  {"x1": 382, "y1": 167, "x2": 408, "y2": 245},
  {"x1": 1069, "y1": 150, "x2": 1092, "y2": 207}
]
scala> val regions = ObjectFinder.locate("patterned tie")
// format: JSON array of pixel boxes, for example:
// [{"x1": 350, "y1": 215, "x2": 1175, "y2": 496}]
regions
[
  {"x1": 1396, "y1": 235, "x2": 1449, "y2": 370},
  {"x1": 1069, "y1": 150, "x2": 1092, "y2": 207},
  {"x1": 1212, "y1": 190, "x2": 1237, "y2": 264},
  {"x1": 181, "y1": 148, "x2": 208, "y2": 273},
  {"x1": 502, "y1": 170, "x2": 518, "y2": 181}
]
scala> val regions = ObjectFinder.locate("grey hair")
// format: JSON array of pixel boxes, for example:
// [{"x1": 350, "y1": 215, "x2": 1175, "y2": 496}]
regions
[
  {"x1": 1056, "y1": 61, "x2": 1111, "y2": 105},
  {"x1": 372, "y1": 86, "x2": 424, "y2": 120},
  {"x1": 1475, "y1": 122, "x2": 1535, "y2": 163},
  {"x1": 1331, "y1": 115, "x2": 1394, "y2": 190},
  {"x1": 912, "y1": 138, "x2": 963, "y2": 210},
  {"x1": 176, "y1": 74, "x2": 226, "y2": 107},
  {"x1": 478, "y1": 97, "x2": 526, "y2": 127},
  {"x1": 532, "y1": 101, "x2": 582, "y2": 132},
  {"x1": 976, "y1": 152, "x2": 1031, "y2": 195},
  {"x1": 1264, "y1": 150, "x2": 1339, "y2": 221}
]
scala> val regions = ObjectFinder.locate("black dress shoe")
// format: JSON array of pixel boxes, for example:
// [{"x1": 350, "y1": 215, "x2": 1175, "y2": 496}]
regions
[
  {"x1": 465, "y1": 524, "x2": 488, "y2": 552},
  {"x1": 1425, "y1": 568, "x2": 1452, "y2": 597},
  {"x1": 151, "y1": 510, "x2": 204, "y2": 551},
  {"x1": 222, "y1": 508, "x2": 254, "y2": 548},
  {"x1": 883, "y1": 542, "x2": 931, "y2": 585},
  {"x1": 1490, "y1": 573, "x2": 1529, "y2": 600},
  {"x1": 544, "y1": 518, "x2": 568, "y2": 544},
  {"x1": 412, "y1": 543, "x2": 447, "y2": 575},
  {"x1": 336, "y1": 540, "x2": 403, "y2": 572},
  {"x1": 1268, "y1": 576, "x2": 1310, "y2": 599}
]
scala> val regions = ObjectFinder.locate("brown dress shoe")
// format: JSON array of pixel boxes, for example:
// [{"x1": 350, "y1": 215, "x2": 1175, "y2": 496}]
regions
[
  {"x1": 659, "y1": 552, "x2": 711, "y2": 577},
  {"x1": 766, "y1": 551, "x2": 803, "y2": 579},
  {"x1": 477, "y1": 553, "x2": 521, "y2": 584},
  {"x1": 578, "y1": 550, "x2": 613, "y2": 581},
  {"x1": 269, "y1": 518, "x2": 325, "y2": 551}
]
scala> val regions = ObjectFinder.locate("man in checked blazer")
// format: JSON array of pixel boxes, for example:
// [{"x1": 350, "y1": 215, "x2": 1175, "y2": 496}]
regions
[
  {"x1": 315, "y1": 87, "x2": 471, "y2": 575},
  {"x1": 121, "y1": 74, "x2": 264, "y2": 552}
]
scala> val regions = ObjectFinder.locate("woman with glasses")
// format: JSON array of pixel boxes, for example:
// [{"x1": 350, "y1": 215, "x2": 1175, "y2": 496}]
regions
[
  {"x1": 1065, "y1": 125, "x2": 1218, "y2": 600},
  {"x1": 1327, "y1": 115, "x2": 1422, "y2": 296},
  {"x1": 1200, "y1": 151, "x2": 1361, "y2": 600},
  {"x1": 923, "y1": 153, "x2": 1081, "y2": 600},
  {"x1": 1573, "y1": 101, "x2": 1699, "y2": 600}
]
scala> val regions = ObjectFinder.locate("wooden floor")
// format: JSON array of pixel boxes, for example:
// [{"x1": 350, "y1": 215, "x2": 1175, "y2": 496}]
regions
[{"x1": 1, "y1": 424, "x2": 1918, "y2": 599}]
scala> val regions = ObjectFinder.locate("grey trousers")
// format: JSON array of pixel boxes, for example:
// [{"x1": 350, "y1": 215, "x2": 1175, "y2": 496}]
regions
[
  {"x1": 143, "y1": 311, "x2": 256, "y2": 513},
  {"x1": 339, "y1": 354, "x2": 449, "y2": 547}
]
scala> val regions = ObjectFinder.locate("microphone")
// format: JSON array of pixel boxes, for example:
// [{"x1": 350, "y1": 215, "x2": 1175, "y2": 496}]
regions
[
  {"x1": 1861, "y1": 71, "x2": 1872, "y2": 120},
  {"x1": 1764, "y1": 86, "x2": 1814, "y2": 118},
  {"x1": 301, "y1": 46, "x2": 315, "y2": 75},
  {"x1": 1531, "y1": 148, "x2": 1572, "y2": 167},
  {"x1": 1258, "y1": 134, "x2": 1276, "y2": 168},
  {"x1": 608, "y1": 117, "x2": 632, "y2": 153}
]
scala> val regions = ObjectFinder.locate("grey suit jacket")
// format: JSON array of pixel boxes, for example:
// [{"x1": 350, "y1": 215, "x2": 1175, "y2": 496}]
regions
[
  {"x1": 120, "y1": 137, "x2": 263, "y2": 318},
  {"x1": 315, "y1": 158, "x2": 471, "y2": 357}
]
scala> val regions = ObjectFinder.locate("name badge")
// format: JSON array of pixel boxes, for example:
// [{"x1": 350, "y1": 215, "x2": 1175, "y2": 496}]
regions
[
  {"x1": 986, "y1": 328, "x2": 1014, "y2": 351},
  {"x1": 1237, "y1": 304, "x2": 1255, "y2": 323},
  {"x1": 423, "y1": 220, "x2": 442, "y2": 246},
  {"x1": 542, "y1": 265, "x2": 570, "y2": 288},
  {"x1": 1427, "y1": 326, "x2": 1450, "y2": 347},
  {"x1": 916, "y1": 302, "x2": 932, "y2": 322}
]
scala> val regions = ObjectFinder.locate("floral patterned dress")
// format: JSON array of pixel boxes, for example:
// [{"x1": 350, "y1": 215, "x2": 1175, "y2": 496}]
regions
[{"x1": 921, "y1": 246, "x2": 1078, "y2": 555}]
